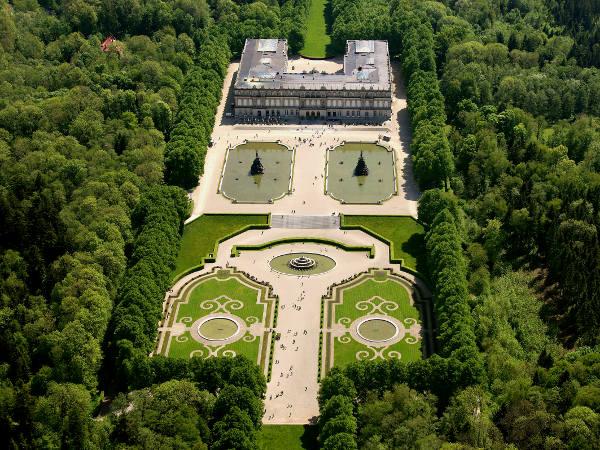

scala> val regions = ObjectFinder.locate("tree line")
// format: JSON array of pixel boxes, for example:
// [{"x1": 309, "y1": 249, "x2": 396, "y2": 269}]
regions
[
  {"x1": 164, "y1": 31, "x2": 230, "y2": 189},
  {"x1": 107, "y1": 355, "x2": 267, "y2": 449},
  {"x1": 105, "y1": 185, "x2": 189, "y2": 392},
  {"x1": 0, "y1": 0, "x2": 303, "y2": 447},
  {"x1": 318, "y1": 0, "x2": 600, "y2": 448}
]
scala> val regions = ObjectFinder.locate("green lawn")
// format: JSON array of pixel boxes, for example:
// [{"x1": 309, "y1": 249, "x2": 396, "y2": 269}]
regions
[
  {"x1": 327, "y1": 273, "x2": 423, "y2": 369},
  {"x1": 333, "y1": 332, "x2": 422, "y2": 369},
  {"x1": 341, "y1": 215, "x2": 426, "y2": 272},
  {"x1": 300, "y1": 0, "x2": 332, "y2": 58},
  {"x1": 258, "y1": 425, "x2": 318, "y2": 450},
  {"x1": 172, "y1": 214, "x2": 269, "y2": 279},
  {"x1": 178, "y1": 277, "x2": 264, "y2": 324},
  {"x1": 168, "y1": 330, "x2": 260, "y2": 363},
  {"x1": 335, "y1": 278, "x2": 414, "y2": 323},
  {"x1": 165, "y1": 270, "x2": 272, "y2": 365}
]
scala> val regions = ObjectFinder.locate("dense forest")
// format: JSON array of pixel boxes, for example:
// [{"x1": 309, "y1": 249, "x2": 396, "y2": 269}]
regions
[
  {"x1": 1, "y1": 0, "x2": 600, "y2": 448},
  {"x1": 0, "y1": 0, "x2": 309, "y2": 447},
  {"x1": 319, "y1": 0, "x2": 600, "y2": 449}
]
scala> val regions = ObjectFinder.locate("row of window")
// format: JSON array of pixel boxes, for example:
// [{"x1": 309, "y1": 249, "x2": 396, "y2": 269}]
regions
[
  {"x1": 236, "y1": 97, "x2": 390, "y2": 108},
  {"x1": 237, "y1": 109, "x2": 390, "y2": 118},
  {"x1": 234, "y1": 89, "x2": 390, "y2": 99}
]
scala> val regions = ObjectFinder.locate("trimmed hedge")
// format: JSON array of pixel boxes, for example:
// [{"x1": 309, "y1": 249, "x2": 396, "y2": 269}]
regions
[
  {"x1": 425, "y1": 209, "x2": 484, "y2": 386},
  {"x1": 231, "y1": 237, "x2": 375, "y2": 258},
  {"x1": 318, "y1": 368, "x2": 358, "y2": 449},
  {"x1": 165, "y1": 31, "x2": 231, "y2": 189},
  {"x1": 396, "y1": 10, "x2": 455, "y2": 190},
  {"x1": 106, "y1": 185, "x2": 189, "y2": 390}
]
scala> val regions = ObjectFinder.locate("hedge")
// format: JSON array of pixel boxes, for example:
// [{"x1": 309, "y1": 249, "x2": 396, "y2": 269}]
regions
[
  {"x1": 106, "y1": 185, "x2": 189, "y2": 390},
  {"x1": 231, "y1": 237, "x2": 375, "y2": 258},
  {"x1": 165, "y1": 30, "x2": 231, "y2": 189}
]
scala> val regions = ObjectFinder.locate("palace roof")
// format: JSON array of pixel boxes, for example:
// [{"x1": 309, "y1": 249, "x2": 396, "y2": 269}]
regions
[{"x1": 235, "y1": 39, "x2": 391, "y2": 92}]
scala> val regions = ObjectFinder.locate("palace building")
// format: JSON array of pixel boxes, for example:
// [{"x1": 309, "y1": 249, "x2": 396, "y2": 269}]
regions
[{"x1": 233, "y1": 39, "x2": 392, "y2": 121}]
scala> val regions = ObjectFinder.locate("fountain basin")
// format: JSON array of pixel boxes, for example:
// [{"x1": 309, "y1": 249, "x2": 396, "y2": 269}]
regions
[
  {"x1": 356, "y1": 317, "x2": 399, "y2": 342},
  {"x1": 270, "y1": 252, "x2": 336, "y2": 275},
  {"x1": 197, "y1": 317, "x2": 240, "y2": 341}
]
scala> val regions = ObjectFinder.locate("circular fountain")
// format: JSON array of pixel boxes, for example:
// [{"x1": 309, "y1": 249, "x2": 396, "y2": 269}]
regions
[
  {"x1": 288, "y1": 256, "x2": 317, "y2": 270},
  {"x1": 197, "y1": 316, "x2": 240, "y2": 341},
  {"x1": 270, "y1": 252, "x2": 336, "y2": 275}
]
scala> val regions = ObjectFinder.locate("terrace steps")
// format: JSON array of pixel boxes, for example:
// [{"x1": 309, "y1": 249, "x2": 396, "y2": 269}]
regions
[{"x1": 271, "y1": 214, "x2": 340, "y2": 229}]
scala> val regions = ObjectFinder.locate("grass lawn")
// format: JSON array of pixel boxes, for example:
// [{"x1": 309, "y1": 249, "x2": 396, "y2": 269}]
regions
[
  {"x1": 172, "y1": 214, "x2": 269, "y2": 279},
  {"x1": 333, "y1": 331, "x2": 422, "y2": 369},
  {"x1": 341, "y1": 215, "x2": 426, "y2": 272},
  {"x1": 258, "y1": 425, "x2": 318, "y2": 450},
  {"x1": 178, "y1": 277, "x2": 264, "y2": 324},
  {"x1": 335, "y1": 278, "x2": 414, "y2": 323},
  {"x1": 300, "y1": 0, "x2": 332, "y2": 58},
  {"x1": 327, "y1": 273, "x2": 423, "y2": 369},
  {"x1": 164, "y1": 270, "x2": 274, "y2": 366},
  {"x1": 168, "y1": 330, "x2": 260, "y2": 363}
]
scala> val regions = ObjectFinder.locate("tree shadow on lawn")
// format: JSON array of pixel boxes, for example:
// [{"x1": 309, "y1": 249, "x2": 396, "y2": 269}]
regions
[
  {"x1": 401, "y1": 232, "x2": 428, "y2": 276},
  {"x1": 324, "y1": 0, "x2": 339, "y2": 57},
  {"x1": 300, "y1": 425, "x2": 319, "y2": 450}
]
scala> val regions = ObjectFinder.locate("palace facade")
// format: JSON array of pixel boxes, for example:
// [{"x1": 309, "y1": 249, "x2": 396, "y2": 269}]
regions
[{"x1": 233, "y1": 39, "x2": 392, "y2": 121}]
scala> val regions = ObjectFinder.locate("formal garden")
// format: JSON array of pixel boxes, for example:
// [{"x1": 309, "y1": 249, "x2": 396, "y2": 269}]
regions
[
  {"x1": 322, "y1": 269, "x2": 427, "y2": 372},
  {"x1": 158, "y1": 268, "x2": 276, "y2": 372},
  {"x1": 219, "y1": 142, "x2": 295, "y2": 203},
  {"x1": 326, "y1": 142, "x2": 397, "y2": 204}
]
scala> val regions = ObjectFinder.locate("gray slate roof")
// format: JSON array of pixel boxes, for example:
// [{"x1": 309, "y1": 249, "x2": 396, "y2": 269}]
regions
[{"x1": 235, "y1": 39, "x2": 391, "y2": 92}]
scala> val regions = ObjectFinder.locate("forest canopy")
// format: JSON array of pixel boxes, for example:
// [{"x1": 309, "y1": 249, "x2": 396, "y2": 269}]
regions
[
  {"x1": 0, "y1": 0, "x2": 309, "y2": 447},
  {"x1": 1, "y1": 0, "x2": 599, "y2": 448}
]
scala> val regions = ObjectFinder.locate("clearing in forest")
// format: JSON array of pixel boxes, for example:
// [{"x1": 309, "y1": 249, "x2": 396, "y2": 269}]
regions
[
  {"x1": 258, "y1": 425, "x2": 318, "y2": 450},
  {"x1": 300, "y1": 0, "x2": 333, "y2": 58}
]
